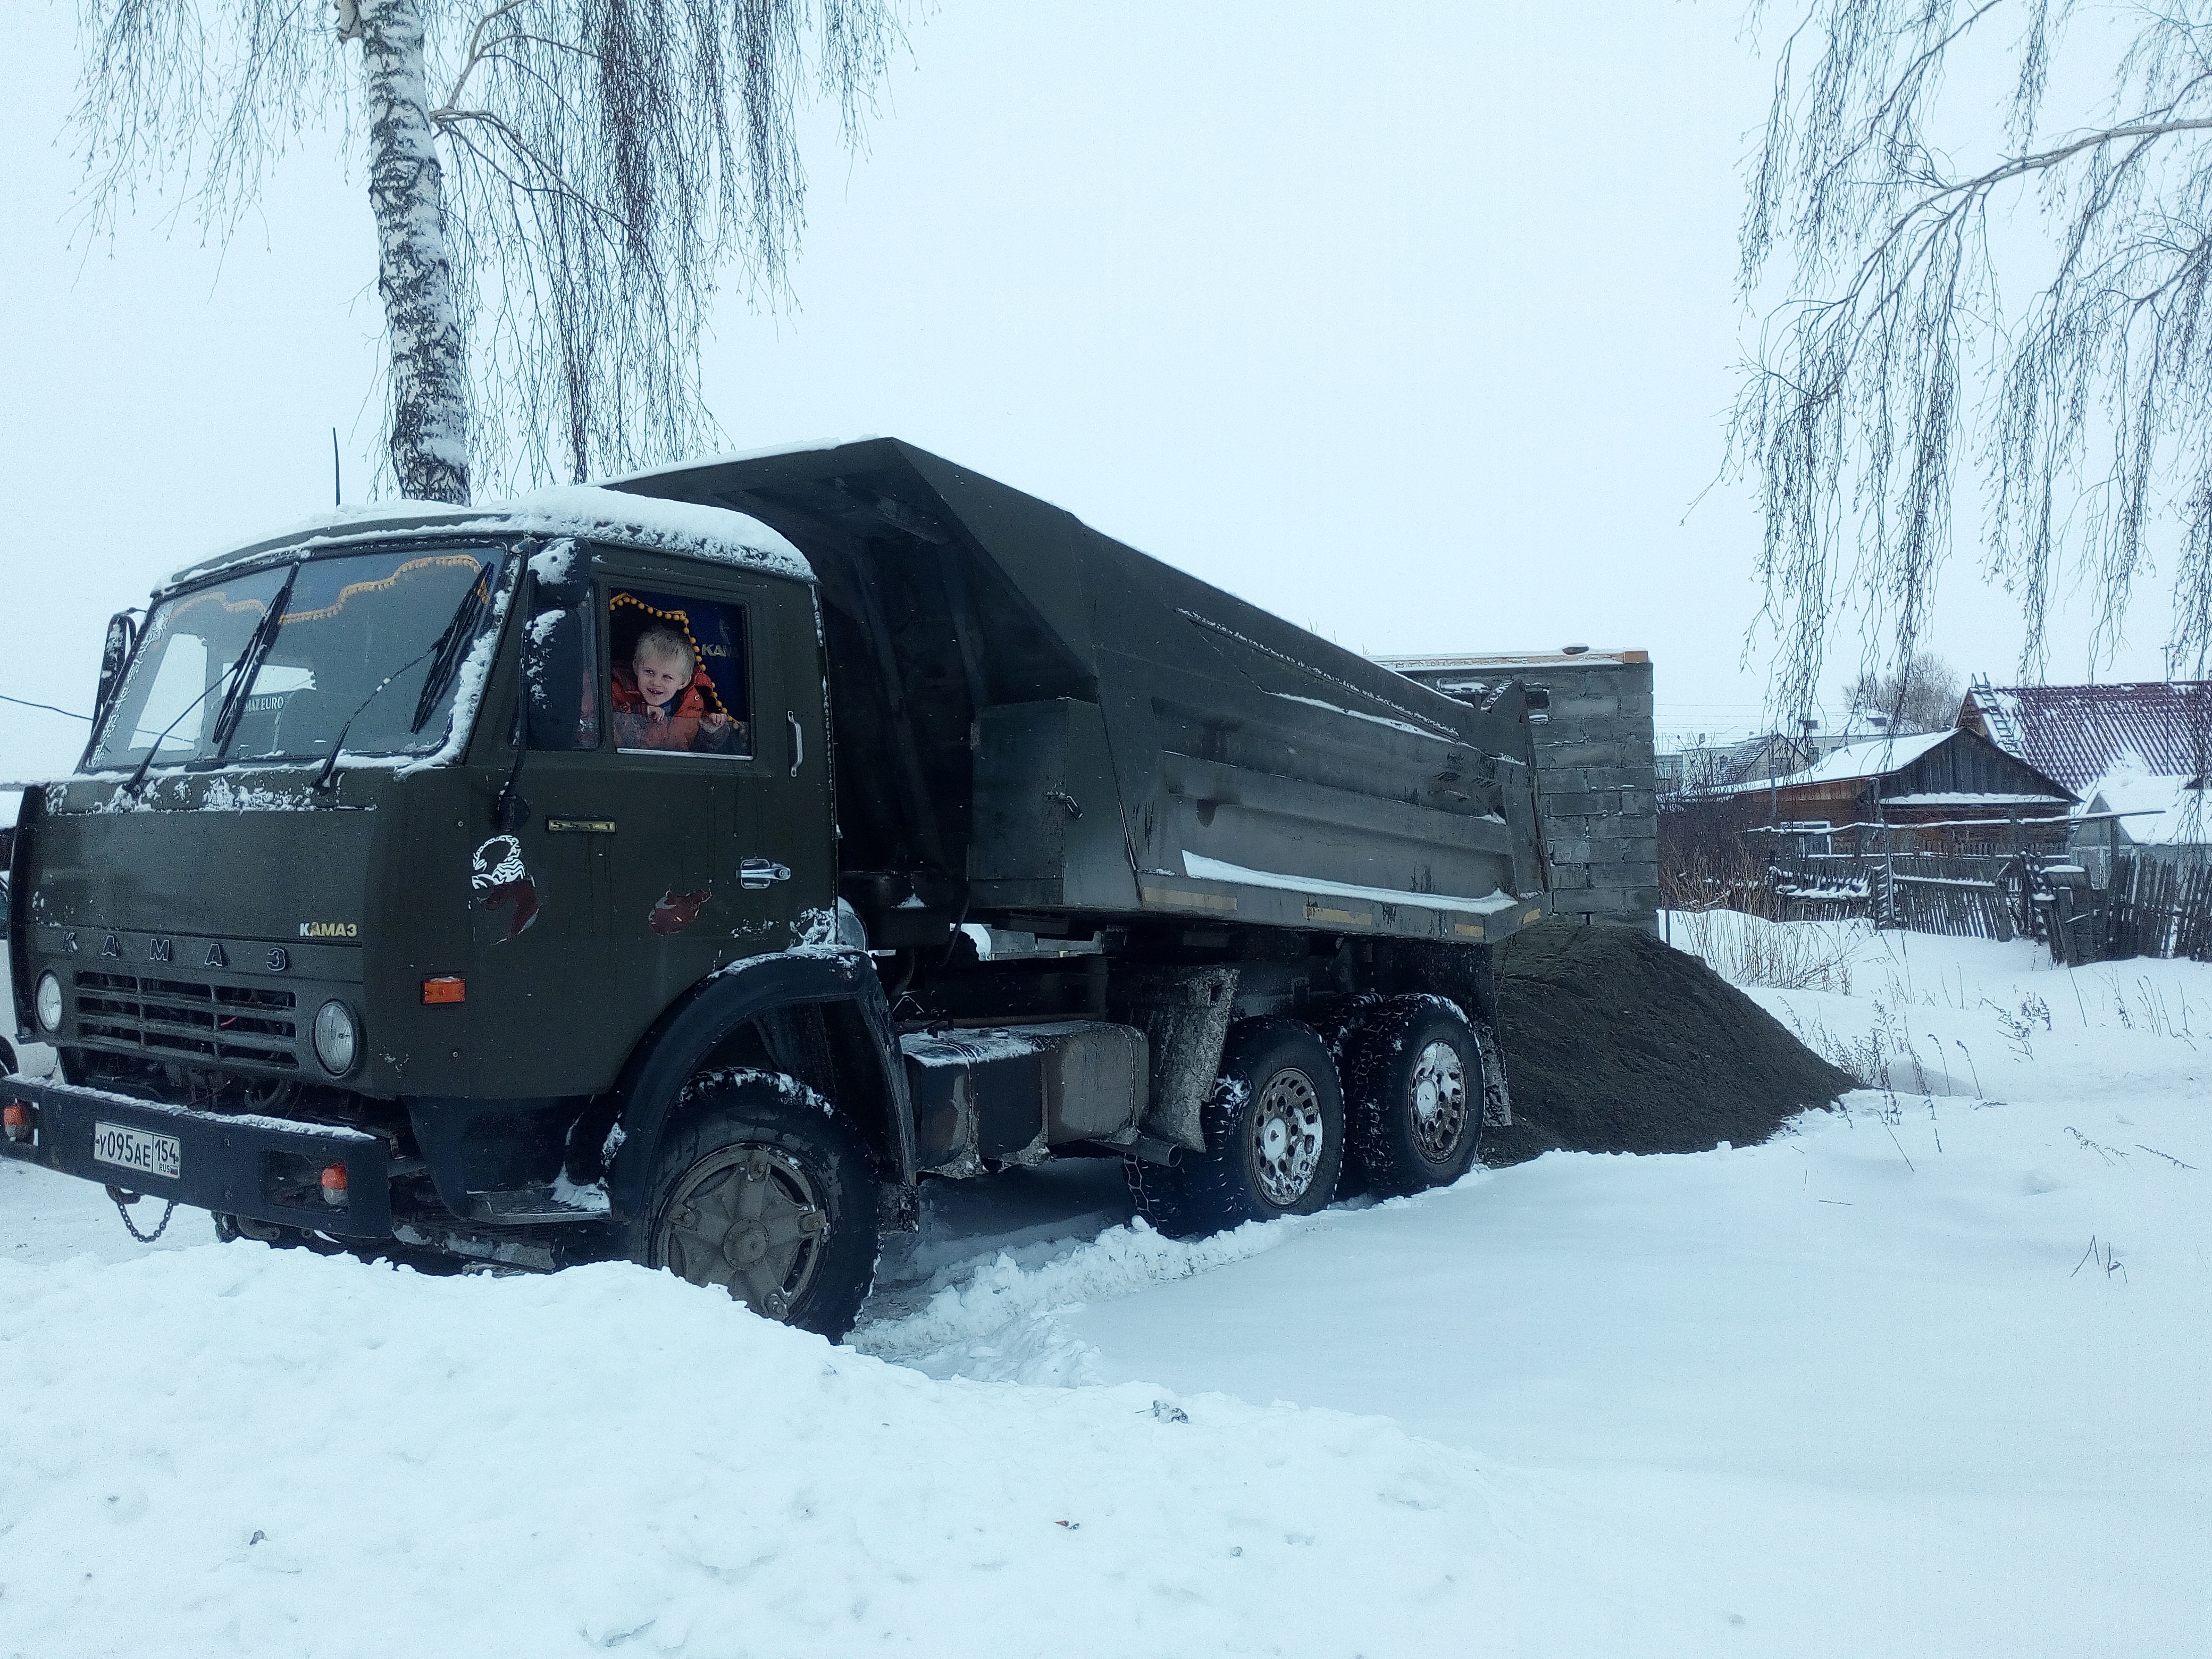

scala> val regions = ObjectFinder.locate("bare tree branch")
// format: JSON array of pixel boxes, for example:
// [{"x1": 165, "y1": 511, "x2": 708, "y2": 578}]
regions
[
  {"x1": 65, "y1": 0, "x2": 912, "y2": 498},
  {"x1": 1735, "y1": 1, "x2": 2212, "y2": 710}
]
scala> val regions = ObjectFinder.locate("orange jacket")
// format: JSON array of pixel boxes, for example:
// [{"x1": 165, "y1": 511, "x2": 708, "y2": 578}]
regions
[{"x1": 611, "y1": 659, "x2": 721, "y2": 751}]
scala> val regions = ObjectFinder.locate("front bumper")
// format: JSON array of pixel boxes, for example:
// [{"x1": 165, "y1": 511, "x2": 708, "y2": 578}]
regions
[{"x1": 0, "y1": 1075, "x2": 393, "y2": 1239}]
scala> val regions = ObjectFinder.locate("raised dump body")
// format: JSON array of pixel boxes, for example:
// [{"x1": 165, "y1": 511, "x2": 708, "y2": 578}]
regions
[{"x1": 613, "y1": 439, "x2": 1549, "y2": 946}]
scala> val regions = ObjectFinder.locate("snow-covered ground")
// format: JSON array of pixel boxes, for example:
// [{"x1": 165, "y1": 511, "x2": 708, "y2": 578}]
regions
[{"x1": 4, "y1": 922, "x2": 2206, "y2": 1656}]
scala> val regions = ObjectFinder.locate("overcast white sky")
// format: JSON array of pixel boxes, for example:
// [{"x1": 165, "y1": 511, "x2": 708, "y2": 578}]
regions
[{"x1": 0, "y1": 1, "x2": 2181, "y2": 777}]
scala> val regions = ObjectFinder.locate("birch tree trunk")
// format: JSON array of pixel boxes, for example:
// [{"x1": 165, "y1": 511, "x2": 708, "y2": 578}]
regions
[
  {"x1": 356, "y1": 0, "x2": 470, "y2": 505},
  {"x1": 69, "y1": 0, "x2": 902, "y2": 504}
]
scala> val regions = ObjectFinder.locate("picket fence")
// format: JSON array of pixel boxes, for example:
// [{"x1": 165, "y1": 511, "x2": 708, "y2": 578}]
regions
[{"x1": 1768, "y1": 852, "x2": 2212, "y2": 965}]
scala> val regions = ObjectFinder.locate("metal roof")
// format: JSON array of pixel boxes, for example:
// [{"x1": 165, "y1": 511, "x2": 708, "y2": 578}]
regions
[{"x1": 1960, "y1": 680, "x2": 2212, "y2": 795}]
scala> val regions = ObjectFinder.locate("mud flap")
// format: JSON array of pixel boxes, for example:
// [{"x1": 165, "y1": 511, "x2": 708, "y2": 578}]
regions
[
  {"x1": 1474, "y1": 1019, "x2": 1513, "y2": 1128},
  {"x1": 1116, "y1": 965, "x2": 1239, "y2": 1153}
]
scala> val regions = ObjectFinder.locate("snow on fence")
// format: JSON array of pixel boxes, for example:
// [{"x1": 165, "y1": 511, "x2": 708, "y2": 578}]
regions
[{"x1": 1766, "y1": 852, "x2": 2212, "y2": 965}]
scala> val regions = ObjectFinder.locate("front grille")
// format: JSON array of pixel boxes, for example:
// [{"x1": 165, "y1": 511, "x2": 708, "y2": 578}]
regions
[{"x1": 73, "y1": 970, "x2": 299, "y2": 1069}]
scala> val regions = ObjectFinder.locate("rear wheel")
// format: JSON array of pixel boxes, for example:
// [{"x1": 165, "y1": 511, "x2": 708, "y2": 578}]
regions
[
  {"x1": 1126, "y1": 1018, "x2": 1345, "y2": 1238},
  {"x1": 631, "y1": 1073, "x2": 878, "y2": 1340},
  {"x1": 1340, "y1": 999, "x2": 1486, "y2": 1196}
]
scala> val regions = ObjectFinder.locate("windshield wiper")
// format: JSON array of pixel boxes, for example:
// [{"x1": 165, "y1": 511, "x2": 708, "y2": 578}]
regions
[
  {"x1": 312, "y1": 566, "x2": 499, "y2": 792},
  {"x1": 120, "y1": 565, "x2": 297, "y2": 799},
  {"x1": 206, "y1": 565, "x2": 297, "y2": 759},
  {"x1": 409, "y1": 567, "x2": 494, "y2": 734}
]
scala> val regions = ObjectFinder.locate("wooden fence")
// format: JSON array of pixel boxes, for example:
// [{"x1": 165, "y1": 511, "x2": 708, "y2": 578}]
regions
[
  {"x1": 2105, "y1": 856, "x2": 2212, "y2": 962},
  {"x1": 1766, "y1": 852, "x2": 2212, "y2": 964}
]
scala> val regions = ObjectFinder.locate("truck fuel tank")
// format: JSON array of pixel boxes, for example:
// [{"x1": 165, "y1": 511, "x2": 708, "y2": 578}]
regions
[{"x1": 902, "y1": 1020, "x2": 1148, "y2": 1173}]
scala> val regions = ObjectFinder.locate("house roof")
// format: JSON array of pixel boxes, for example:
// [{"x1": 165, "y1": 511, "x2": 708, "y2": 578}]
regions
[
  {"x1": 2076, "y1": 761, "x2": 2211, "y2": 848},
  {"x1": 1702, "y1": 730, "x2": 1952, "y2": 795},
  {"x1": 1959, "y1": 680, "x2": 2212, "y2": 796}
]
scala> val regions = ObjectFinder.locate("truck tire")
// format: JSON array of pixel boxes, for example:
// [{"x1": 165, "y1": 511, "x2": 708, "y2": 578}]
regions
[
  {"x1": 1340, "y1": 998, "x2": 1484, "y2": 1196},
  {"x1": 1125, "y1": 1018, "x2": 1345, "y2": 1238},
  {"x1": 630, "y1": 1071, "x2": 878, "y2": 1340}
]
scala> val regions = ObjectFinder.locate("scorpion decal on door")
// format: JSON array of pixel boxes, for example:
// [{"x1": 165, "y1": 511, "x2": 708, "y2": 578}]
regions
[{"x1": 471, "y1": 834, "x2": 540, "y2": 940}]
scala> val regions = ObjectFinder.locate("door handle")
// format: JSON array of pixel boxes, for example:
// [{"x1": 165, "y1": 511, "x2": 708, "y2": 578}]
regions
[
  {"x1": 739, "y1": 859, "x2": 793, "y2": 889},
  {"x1": 786, "y1": 711, "x2": 803, "y2": 778}
]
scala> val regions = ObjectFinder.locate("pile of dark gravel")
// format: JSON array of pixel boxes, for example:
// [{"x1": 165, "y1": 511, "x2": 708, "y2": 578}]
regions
[{"x1": 1483, "y1": 922, "x2": 1854, "y2": 1168}]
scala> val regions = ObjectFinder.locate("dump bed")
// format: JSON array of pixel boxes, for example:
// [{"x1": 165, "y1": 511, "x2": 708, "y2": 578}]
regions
[{"x1": 614, "y1": 439, "x2": 1548, "y2": 945}]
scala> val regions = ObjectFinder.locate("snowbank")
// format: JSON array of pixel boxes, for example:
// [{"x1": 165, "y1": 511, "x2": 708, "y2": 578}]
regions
[
  {"x1": 0, "y1": 1249, "x2": 1492, "y2": 1658},
  {"x1": 6, "y1": 923, "x2": 2208, "y2": 1657}
]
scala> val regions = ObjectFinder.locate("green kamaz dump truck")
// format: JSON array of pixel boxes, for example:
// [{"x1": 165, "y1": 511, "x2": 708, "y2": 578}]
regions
[{"x1": 4, "y1": 439, "x2": 1548, "y2": 1336}]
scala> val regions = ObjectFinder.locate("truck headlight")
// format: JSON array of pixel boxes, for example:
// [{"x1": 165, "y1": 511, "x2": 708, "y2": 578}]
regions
[
  {"x1": 312, "y1": 1000, "x2": 359, "y2": 1076},
  {"x1": 33, "y1": 972, "x2": 62, "y2": 1034}
]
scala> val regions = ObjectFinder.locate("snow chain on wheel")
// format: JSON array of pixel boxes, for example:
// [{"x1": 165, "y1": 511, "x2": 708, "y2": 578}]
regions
[
  {"x1": 1338, "y1": 996, "x2": 1487, "y2": 1197},
  {"x1": 1124, "y1": 1017, "x2": 1346, "y2": 1239},
  {"x1": 629, "y1": 1070, "x2": 879, "y2": 1341}
]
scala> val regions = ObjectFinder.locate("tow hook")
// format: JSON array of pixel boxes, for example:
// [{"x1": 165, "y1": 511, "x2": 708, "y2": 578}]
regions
[{"x1": 106, "y1": 1185, "x2": 178, "y2": 1245}]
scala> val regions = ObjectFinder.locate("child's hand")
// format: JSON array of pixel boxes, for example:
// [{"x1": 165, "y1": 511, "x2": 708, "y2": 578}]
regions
[
  {"x1": 646, "y1": 703, "x2": 667, "y2": 724},
  {"x1": 701, "y1": 711, "x2": 728, "y2": 734}
]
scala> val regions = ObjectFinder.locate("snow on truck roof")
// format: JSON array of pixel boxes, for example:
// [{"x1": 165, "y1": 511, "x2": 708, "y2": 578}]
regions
[{"x1": 166, "y1": 484, "x2": 811, "y2": 592}]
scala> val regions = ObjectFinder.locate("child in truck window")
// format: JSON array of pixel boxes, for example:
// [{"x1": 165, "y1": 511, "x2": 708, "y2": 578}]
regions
[{"x1": 611, "y1": 625, "x2": 743, "y2": 753}]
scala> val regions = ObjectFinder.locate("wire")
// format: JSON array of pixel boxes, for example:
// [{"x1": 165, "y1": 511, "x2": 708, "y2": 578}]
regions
[{"x1": 0, "y1": 693, "x2": 90, "y2": 722}]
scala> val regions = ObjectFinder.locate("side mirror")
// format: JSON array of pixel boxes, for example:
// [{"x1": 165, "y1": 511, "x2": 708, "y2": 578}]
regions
[
  {"x1": 522, "y1": 606, "x2": 591, "y2": 750},
  {"x1": 93, "y1": 611, "x2": 140, "y2": 727},
  {"x1": 528, "y1": 540, "x2": 592, "y2": 610}
]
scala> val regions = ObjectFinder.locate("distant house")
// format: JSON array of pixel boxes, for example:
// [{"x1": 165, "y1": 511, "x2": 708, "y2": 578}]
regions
[
  {"x1": 2068, "y1": 761, "x2": 2211, "y2": 874},
  {"x1": 1689, "y1": 727, "x2": 2076, "y2": 854},
  {"x1": 1958, "y1": 677, "x2": 2211, "y2": 796},
  {"x1": 1658, "y1": 722, "x2": 1901, "y2": 795}
]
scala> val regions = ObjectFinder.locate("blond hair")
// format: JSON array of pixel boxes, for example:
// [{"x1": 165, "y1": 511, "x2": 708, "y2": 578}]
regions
[{"x1": 632, "y1": 625, "x2": 696, "y2": 678}]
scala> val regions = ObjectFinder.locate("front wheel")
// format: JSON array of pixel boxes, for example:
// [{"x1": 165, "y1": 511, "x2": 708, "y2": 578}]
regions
[
  {"x1": 629, "y1": 1072, "x2": 879, "y2": 1340},
  {"x1": 1126, "y1": 1018, "x2": 1346, "y2": 1238}
]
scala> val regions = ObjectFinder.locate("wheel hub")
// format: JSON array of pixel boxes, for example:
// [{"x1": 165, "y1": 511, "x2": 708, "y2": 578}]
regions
[
  {"x1": 1407, "y1": 1040, "x2": 1470, "y2": 1163},
  {"x1": 1249, "y1": 1067, "x2": 1325, "y2": 1208},
  {"x1": 661, "y1": 1144, "x2": 829, "y2": 1320}
]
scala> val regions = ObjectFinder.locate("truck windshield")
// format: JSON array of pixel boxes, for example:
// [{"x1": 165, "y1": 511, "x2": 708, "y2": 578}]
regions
[{"x1": 87, "y1": 546, "x2": 511, "y2": 772}]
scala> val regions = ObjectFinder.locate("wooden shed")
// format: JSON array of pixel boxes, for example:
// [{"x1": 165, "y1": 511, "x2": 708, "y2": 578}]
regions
[{"x1": 1702, "y1": 728, "x2": 2076, "y2": 854}]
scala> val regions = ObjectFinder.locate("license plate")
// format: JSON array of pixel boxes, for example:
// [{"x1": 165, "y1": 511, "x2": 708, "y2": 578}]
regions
[{"x1": 92, "y1": 1120, "x2": 182, "y2": 1183}]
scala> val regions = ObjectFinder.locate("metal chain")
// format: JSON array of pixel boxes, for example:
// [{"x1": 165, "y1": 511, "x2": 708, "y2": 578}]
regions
[{"x1": 112, "y1": 1194, "x2": 178, "y2": 1244}]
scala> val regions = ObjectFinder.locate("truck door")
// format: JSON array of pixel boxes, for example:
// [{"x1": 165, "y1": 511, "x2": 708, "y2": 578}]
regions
[
  {"x1": 597, "y1": 570, "x2": 833, "y2": 1012},
  {"x1": 466, "y1": 547, "x2": 613, "y2": 1093},
  {"x1": 714, "y1": 576, "x2": 835, "y2": 954}
]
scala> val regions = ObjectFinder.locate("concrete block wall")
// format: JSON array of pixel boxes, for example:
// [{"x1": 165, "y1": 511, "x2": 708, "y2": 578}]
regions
[{"x1": 1375, "y1": 650, "x2": 1660, "y2": 934}]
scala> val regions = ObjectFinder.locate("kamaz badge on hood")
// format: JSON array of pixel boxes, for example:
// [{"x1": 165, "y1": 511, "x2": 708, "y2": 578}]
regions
[{"x1": 299, "y1": 922, "x2": 359, "y2": 938}]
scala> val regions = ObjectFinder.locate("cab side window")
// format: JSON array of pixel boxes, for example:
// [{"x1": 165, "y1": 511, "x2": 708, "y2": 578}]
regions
[
  {"x1": 607, "y1": 588, "x2": 752, "y2": 758},
  {"x1": 522, "y1": 564, "x2": 601, "y2": 752}
]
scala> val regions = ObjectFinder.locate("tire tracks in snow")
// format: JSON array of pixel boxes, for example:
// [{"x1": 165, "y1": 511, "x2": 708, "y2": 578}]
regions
[{"x1": 851, "y1": 1210, "x2": 1334, "y2": 1385}]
